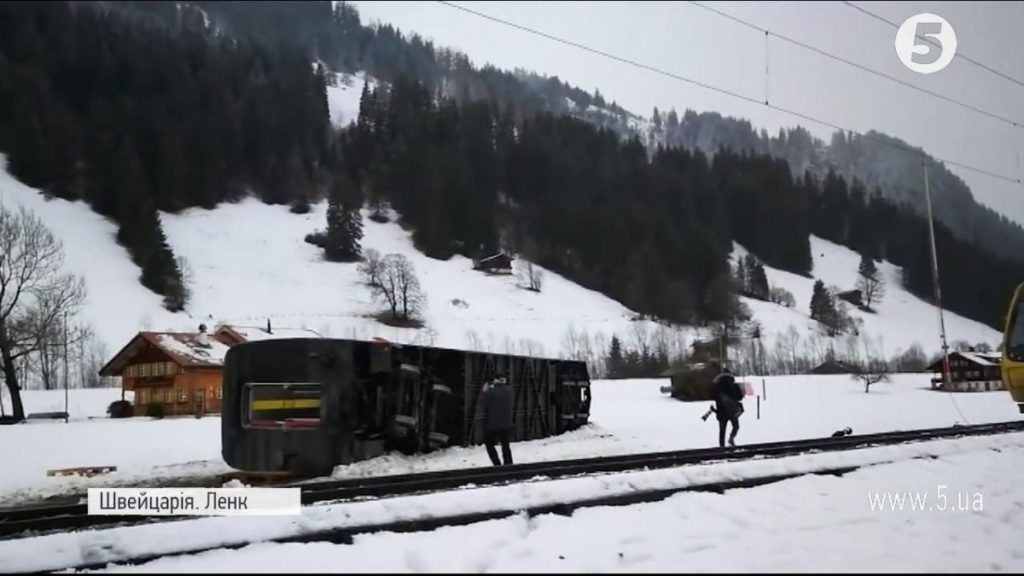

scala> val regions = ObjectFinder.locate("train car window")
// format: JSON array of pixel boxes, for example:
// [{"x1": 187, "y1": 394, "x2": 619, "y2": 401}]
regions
[
  {"x1": 244, "y1": 383, "x2": 322, "y2": 429},
  {"x1": 1009, "y1": 300, "x2": 1024, "y2": 361}
]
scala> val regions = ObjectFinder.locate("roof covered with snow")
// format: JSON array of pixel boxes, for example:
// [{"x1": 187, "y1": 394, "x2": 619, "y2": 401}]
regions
[
  {"x1": 927, "y1": 350, "x2": 1003, "y2": 371},
  {"x1": 99, "y1": 331, "x2": 232, "y2": 375},
  {"x1": 217, "y1": 324, "x2": 323, "y2": 343},
  {"x1": 152, "y1": 333, "x2": 231, "y2": 367}
]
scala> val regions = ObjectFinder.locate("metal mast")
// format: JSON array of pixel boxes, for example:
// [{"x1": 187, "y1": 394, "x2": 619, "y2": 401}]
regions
[{"x1": 924, "y1": 162, "x2": 951, "y2": 391}]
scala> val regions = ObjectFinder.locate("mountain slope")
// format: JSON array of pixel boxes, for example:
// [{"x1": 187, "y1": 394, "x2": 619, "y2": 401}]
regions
[
  {"x1": 0, "y1": 154, "x2": 1000, "y2": 384},
  {"x1": 732, "y1": 237, "x2": 1000, "y2": 368}
]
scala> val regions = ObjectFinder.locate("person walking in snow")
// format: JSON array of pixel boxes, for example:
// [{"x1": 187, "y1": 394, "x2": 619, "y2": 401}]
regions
[
  {"x1": 481, "y1": 376, "x2": 514, "y2": 466},
  {"x1": 710, "y1": 363, "x2": 744, "y2": 447}
]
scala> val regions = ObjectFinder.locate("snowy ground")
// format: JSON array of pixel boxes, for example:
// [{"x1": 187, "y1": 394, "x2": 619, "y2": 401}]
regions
[
  {"x1": 89, "y1": 440, "x2": 1024, "y2": 573},
  {"x1": 325, "y1": 70, "x2": 372, "y2": 129},
  {"x1": 2, "y1": 387, "x2": 127, "y2": 420},
  {"x1": 4, "y1": 432, "x2": 1023, "y2": 573},
  {"x1": 1, "y1": 375, "x2": 1018, "y2": 505}
]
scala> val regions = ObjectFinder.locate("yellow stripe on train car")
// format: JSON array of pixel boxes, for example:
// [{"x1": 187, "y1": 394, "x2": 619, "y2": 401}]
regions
[{"x1": 250, "y1": 399, "x2": 322, "y2": 411}]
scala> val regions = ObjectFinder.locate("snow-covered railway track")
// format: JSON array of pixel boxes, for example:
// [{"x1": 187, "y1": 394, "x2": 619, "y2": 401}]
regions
[{"x1": 2, "y1": 420, "x2": 1022, "y2": 548}]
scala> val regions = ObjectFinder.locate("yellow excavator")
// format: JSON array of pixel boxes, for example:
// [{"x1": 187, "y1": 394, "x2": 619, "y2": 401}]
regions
[{"x1": 1003, "y1": 282, "x2": 1024, "y2": 414}]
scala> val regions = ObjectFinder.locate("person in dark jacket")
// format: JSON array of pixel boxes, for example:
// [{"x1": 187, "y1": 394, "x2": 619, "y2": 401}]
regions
[
  {"x1": 481, "y1": 376, "x2": 514, "y2": 466},
  {"x1": 710, "y1": 365, "x2": 743, "y2": 447}
]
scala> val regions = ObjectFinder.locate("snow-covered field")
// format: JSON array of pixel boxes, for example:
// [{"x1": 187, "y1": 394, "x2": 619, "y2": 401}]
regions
[
  {"x1": 3, "y1": 431, "x2": 1023, "y2": 573},
  {"x1": 76, "y1": 437, "x2": 1024, "y2": 573},
  {"x1": 3, "y1": 387, "x2": 126, "y2": 420},
  {"x1": 1, "y1": 375, "x2": 1018, "y2": 505}
]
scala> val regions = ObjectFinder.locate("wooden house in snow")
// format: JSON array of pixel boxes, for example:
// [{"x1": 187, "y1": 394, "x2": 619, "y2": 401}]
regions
[{"x1": 99, "y1": 322, "x2": 322, "y2": 416}]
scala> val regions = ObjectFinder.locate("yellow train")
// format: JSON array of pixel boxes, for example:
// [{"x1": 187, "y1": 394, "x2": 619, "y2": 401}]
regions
[{"x1": 1003, "y1": 282, "x2": 1024, "y2": 413}]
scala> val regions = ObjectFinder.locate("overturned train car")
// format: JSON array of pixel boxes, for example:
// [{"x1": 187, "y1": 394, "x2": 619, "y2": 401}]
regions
[{"x1": 222, "y1": 338, "x2": 592, "y2": 476}]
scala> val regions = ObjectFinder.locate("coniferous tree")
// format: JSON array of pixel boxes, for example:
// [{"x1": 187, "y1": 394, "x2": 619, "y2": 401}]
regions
[
  {"x1": 810, "y1": 280, "x2": 833, "y2": 324},
  {"x1": 734, "y1": 258, "x2": 748, "y2": 294},
  {"x1": 324, "y1": 173, "x2": 363, "y2": 262},
  {"x1": 607, "y1": 336, "x2": 624, "y2": 379},
  {"x1": 750, "y1": 261, "x2": 770, "y2": 301}
]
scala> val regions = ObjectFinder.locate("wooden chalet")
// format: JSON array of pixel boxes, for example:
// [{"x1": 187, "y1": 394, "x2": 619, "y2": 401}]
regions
[
  {"x1": 809, "y1": 359, "x2": 859, "y2": 375},
  {"x1": 473, "y1": 252, "x2": 514, "y2": 275},
  {"x1": 926, "y1": 350, "x2": 1004, "y2": 392},
  {"x1": 835, "y1": 289, "x2": 863, "y2": 308},
  {"x1": 99, "y1": 322, "x2": 322, "y2": 416}
]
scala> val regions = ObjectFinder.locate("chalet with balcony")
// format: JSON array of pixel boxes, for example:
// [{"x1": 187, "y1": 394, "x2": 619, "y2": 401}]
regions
[
  {"x1": 99, "y1": 322, "x2": 321, "y2": 416},
  {"x1": 926, "y1": 350, "x2": 1004, "y2": 392}
]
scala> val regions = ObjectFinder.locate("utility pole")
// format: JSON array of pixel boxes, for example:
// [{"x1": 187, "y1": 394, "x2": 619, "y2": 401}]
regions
[
  {"x1": 63, "y1": 312, "x2": 69, "y2": 423},
  {"x1": 924, "y1": 162, "x2": 951, "y2": 392}
]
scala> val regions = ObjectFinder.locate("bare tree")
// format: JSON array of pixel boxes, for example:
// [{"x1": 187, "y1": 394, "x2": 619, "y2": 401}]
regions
[
  {"x1": 769, "y1": 285, "x2": 796, "y2": 308},
  {"x1": 561, "y1": 325, "x2": 583, "y2": 360},
  {"x1": 358, "y1": 248, "x2": 383, "y2": 288},
  {"x1": 0, "y1": 205, "x2": 86, "y2": 421},
  {"x1": 516, "y1": 261, "x2": 544, "y2": 292},
  {"x1": 372, "y1": 254, "x2": 424, "y2": 322},
  {"x1": 176, "y1": 256, "x2": 194, "y2": 310},
  {"x1": 852, "y1": 358, "x2": 890, "y2": 393},
  {"x1": 890, "y1": 343, "x2": 927, "y2": 373},
  {"x1": 630, "y1": 322, "x2": 652, "y2": 359},
  {"x1": 465, "y1": 329, "x2": 483, "y2": 352},
  {"x1": 778, "y1": 324, "x2": 801, "y2": 374},
  {"x1": 519, "y1": 338, "x2": 545, "y2": 359},
  {"x1": 856, "y1": 255, "x2": 885, "y2": 311}
]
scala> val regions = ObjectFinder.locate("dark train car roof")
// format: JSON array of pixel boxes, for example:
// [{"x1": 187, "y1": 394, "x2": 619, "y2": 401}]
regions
[{"x1": 224, "y1": 336, "x2": 587, "y2": 366}]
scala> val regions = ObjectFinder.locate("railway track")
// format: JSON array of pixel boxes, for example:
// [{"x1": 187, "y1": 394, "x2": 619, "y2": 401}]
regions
[{"x1": 2, "y1": 419, "x2": 1022, "y2": 542}]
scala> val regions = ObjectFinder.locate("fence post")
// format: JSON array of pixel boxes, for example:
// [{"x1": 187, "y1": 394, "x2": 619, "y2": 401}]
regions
[
  {"x1": 762, "y1": 378, "x2": 766, "y2": 401},
  {"x1": 757, "y1": 395, "x2": 761, "y2": 420}
]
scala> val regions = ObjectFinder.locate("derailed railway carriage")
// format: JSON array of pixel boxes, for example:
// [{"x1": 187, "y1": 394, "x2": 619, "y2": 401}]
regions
[{"x1": 222, "y1": 337, "x2": 592, "y2": 476}]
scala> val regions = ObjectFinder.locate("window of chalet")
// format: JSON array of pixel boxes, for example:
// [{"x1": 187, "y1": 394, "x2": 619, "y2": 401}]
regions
[{"x1": 178, "y1": 388, "x2": 187, "y2": 402}]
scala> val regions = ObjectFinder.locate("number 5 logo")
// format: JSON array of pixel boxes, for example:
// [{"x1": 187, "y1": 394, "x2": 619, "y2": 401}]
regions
[{"x1": 895, "y1": 13, "x2": 957, "y2": 74}]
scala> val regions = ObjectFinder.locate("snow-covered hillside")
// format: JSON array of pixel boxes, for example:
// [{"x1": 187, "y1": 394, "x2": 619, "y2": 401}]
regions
[
  {"x1": 325, "y1": 70, "x2": 374, "y2": 128},
  {"x1": 161, "y1": 199, "x2": 666, "y2": 358},
  {"x1": 0, "y1": 147, "x2": 1002, "y2": 373},
  {"x1": 732, "y1": 238, "x2": 1001, "y2": 363}
]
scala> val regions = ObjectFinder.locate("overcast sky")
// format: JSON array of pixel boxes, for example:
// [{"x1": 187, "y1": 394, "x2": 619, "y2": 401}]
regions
[{"x1": 349, "y1": 1, "x2": 1024, "y2": 226}]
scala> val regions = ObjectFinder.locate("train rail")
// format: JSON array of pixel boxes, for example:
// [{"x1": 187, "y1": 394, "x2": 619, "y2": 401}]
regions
[{"x1": 2, "y1": 419, "x2": 1023, "y2": 542}]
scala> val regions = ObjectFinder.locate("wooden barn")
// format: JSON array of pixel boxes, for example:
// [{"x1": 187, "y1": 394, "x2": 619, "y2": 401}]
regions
[
  {"x1": 926, "y1": 351, "x2": 1004, "y2": 392},
  {"x1": 473, "y1": 252, "x2": 514, "y2": 275},
  {"x1": 835, "y1": 289, "x2": 863, "y2": 308},
  {"x1": 809, "y1": 359, "x2": 859, "y2": 375},
  {"x1": 100, "y1": 322, "x2": 322, "y2": 416}
]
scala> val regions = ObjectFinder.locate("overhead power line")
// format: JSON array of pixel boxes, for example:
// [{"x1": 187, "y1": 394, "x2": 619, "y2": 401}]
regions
[
  {"x1": 842, "y1": 1, "x2": 1024, "y2": 91},
  {"x1": 434, "y1": 0, "x2": 1024, "y2": 188},
  {"x1": 690, "y1": 1, "x2": 1023, "y2": 130}
]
